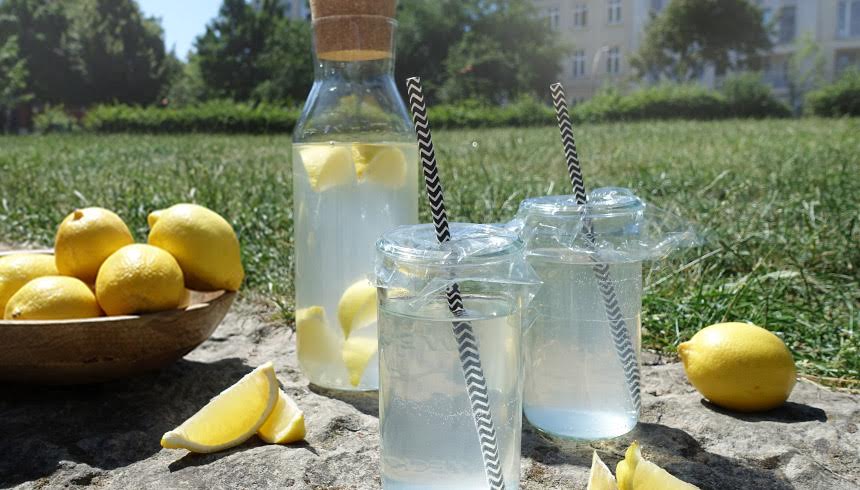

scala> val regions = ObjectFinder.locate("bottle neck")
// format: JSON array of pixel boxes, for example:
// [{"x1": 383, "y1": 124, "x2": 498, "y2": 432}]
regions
[{"x1": 314, "y1": 56, "x2": 395, "y2": 82}]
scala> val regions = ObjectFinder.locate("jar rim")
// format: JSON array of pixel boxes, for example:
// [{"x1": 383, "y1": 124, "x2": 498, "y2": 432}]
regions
[
  {"x1": 376, "y1": 223, "x2": 524, "y2": 266},
  {"x1": 518, "y1": 187, "x2": 644, "y2": 220}
]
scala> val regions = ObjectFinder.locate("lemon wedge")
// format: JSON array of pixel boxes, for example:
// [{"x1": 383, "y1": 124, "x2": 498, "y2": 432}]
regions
[
  {"x1": 342, "y1": 336, "x2": 377, "y2": 387},
  {"x1": 258, "y1": 389, "x2": 306, "y2": 444},
  {"x1": 160, "y1": 362, "x2": 278, "y2": 453},
  {"x1": 588, "y1": 451, "x2": 619, "y2": 490},
  {"x1": 352, "y1": 144, "x2": 407, "y2": 188},
  {"x1": 337, "y1": 279, "x2": 378, "y2": 338},
  {"x1": 617, "y1": 441, "x2": 700, "y2": 490},
  {"x1": 616, "y1": 441, "x2": 642, "y2": 490},
  {"x1": 296, "y1": 306, "x2": 343, "y2": 369},
  {"x1": 298, "y1": 145, "x2": 354, "y2": 192},
  {"x1": 633, "y1": 460, "x2": 699, "y2": 489}
]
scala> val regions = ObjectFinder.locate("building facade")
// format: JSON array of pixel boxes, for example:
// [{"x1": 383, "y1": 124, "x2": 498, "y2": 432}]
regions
[{"x1": 534, "y1": 0, "x2": 860, "y2": 103}]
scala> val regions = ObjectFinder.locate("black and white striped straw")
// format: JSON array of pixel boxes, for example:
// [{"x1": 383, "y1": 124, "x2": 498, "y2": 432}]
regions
[
  {"x1": 550, "y1": 82, "x2": 642, "y2": 413},
  {"x1": 406, "y1": 77, "x2": 506, "y2": 490}
]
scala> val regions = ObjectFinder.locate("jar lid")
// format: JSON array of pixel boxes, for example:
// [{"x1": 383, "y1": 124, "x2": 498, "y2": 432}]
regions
[
  {"x1": 518, "y1": 187, "x2": 644, "y2": 220},
  {"x1": 377, "y1": 223, "x2": 522, "y2": 266}
]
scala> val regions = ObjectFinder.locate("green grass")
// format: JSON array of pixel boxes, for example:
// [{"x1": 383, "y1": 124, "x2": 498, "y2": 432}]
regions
[{"x1": 0, "y1": 119, "x2": 858, "y2": 381}]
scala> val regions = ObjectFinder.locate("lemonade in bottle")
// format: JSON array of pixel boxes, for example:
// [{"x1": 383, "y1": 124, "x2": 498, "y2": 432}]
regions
[{"x1": 292, "y1": 0, "x2": 418, "y2": 390}]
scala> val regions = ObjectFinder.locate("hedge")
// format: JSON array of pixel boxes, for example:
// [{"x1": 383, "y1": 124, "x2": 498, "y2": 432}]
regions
[
  {"x1": 82, "y1": 81, "x2": 796, "y2": 134},
  {"x1": 806, "y1": 70, "x2": 860, "y2": 117},
  {"x1": 84, "y1": 100, "x2": 301, "y2": 134}
]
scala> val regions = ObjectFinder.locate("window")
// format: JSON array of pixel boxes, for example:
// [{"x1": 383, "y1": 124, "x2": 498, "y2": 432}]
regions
[
  {"x1": 573, "y1": 4, "x2": 588, "y2": 28},
  {"x1": 650, "y1": 0, "x2": 665, "y2": 13},
  {"x1": 837, "y1": 1, "x2": 860, "y2": 38},
  {"x1": 545, "y1": 6, "x2": 561, "y2": 30},
  {"x1": 777, "y1": 5, "x2": 796, "y2": 44},
  {"x1": 608, "y1": 0, "x2": 622, "y2": 25},
  {"x1": 572, "y1": 50, "x2": 586, "y2": 78},
  {"x1": 607, "y1": 46, "x2": 621, "y2": 74}
]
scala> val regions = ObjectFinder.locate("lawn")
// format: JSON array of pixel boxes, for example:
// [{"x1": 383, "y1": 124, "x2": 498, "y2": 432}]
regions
[{"x1": 0, "y1": 119, "x2": 857, "y2": 382}]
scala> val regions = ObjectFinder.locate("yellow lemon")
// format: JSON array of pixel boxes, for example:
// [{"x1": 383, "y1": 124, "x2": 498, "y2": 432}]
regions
[
  {"x1": 337, "y1": 279, "x2": 378, "y2": 338},
  {"x1": 258, "y1": 389, "x2": 306, "y2": 444},
  {"x1": 352, "y1": 144, "x2": 407, "y2": 188},
  {"x1": 678, "y1": 322, "x2": 796, "y2": 412},
  {"x1": 161, "y1": 362, "x2": 278, "y2": 453},
  {"x1": 342, "y1": 335, "x2": 377, "y2": 387},
  {"x1": 616, "y1": 441, "x2": 699, "y2": 490},
  {"x1": 54, "y1": 207, "x2": 134, "y2": 283},
  {"x1": 298, "y1": 145, "x2": 354, "y2": 192},
  {"x1": 296, "y1": 306, "x2": 343, "y2": 372},
  {"x1": 587, "y1": 451, "x2": 618, "y2": 490},
  {"x1": 0, "y1": 254, "x2": 59, "y2": 313},
  {"x1": 95, "y1": 244, "x2": 186, "y2": 316},
  {"x1": 4, "y1": 276, "x2": 101, "y2": 320},
  {"x1": 147, "y1": 203, "x2": 244, "y2": 291}
]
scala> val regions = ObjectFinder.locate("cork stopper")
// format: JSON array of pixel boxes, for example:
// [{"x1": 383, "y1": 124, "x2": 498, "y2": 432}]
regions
[{"x1": 310, "y1": 0, "x2": 398, "y2": 62}]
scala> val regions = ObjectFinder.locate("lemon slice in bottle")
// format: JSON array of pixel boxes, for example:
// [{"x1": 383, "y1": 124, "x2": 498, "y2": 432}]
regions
[
  {"x1": 298, "y1": 145, "x2": 355, "y2": 192},
  {"x1": 342, "y1": 336, "x2": 378, "y2": 387},
  {"x1": 352, "y1": 144, "x2": 407, "y2": 188},
  {"x1": 337, "y1": 279, "x2": 378, "y2": 338}
]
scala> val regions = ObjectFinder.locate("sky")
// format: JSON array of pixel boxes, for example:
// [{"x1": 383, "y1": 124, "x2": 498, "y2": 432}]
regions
[{"x1": 137, "y1": 0, "x2": 222, "y2": 60}]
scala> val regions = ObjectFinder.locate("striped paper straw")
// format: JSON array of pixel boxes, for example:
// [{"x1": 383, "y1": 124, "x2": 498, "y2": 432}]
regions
[
  {"x1": 550, "y1": 82, "x2": 642, "y2": 413},
  {"x1": 406, "y1": 77, "x2": 506, "y2": 490}
]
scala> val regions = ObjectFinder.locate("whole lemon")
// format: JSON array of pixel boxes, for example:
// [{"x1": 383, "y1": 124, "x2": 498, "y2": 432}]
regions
[
  {"x1": 5, "y1": 276, "x2": 102, "y2": 320},
  {"x1": 678, "y1": 322, "x2": 796, "y2": 412},
  {"x1": 55, "y1": 207, "x2": 134, "y2": 283},
  {"x1": 95, "y1": 244, "x2": 186, "y2": 316},
  {"x1": 0, "y1": 254, "x2": 59, "y2": 313},
  {"x1": 147, "y1": 204, "x2": 244, "y2": 291}
]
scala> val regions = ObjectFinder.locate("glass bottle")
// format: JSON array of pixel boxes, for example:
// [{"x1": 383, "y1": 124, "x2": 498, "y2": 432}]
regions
[{"x1": 292, "y1": 0, "x2": 418, "y2": 391}]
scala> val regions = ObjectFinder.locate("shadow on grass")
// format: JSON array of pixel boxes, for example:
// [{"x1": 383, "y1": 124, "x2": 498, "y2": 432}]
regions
[
  {"x1": 699, "y1": 400, "x2": 826, "y2": 423},
  {"x1": 522, "y1": 421, "x2": 795, "y2": 490},
  {"x1": 308, "y1": 384, "x2": 379, "y2": 418},
  {"x1": 0, "y1": 358, "x2": 253, "y2": 487}
]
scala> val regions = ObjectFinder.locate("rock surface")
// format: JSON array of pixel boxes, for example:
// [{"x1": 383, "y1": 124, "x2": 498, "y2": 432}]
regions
[{"x1": 1, "y1": 302, "x2": 858, "y2": 490}]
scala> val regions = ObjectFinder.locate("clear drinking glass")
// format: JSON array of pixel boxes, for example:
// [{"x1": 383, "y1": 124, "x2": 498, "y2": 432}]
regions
[
  {"x1": 517, "y1": 190, "x2": 645, "y2": 440},
  {"x1": 376, "y1": 223, "x2": 538, "y2": 489},
  {"x1": 292, "y1": 8, "x2": 418, "y2": 390}
]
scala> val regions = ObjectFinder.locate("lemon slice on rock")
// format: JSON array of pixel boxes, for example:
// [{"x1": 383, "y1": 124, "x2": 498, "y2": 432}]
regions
[
  {"x1": 296, "y1": 306, "x2": 342, "y2": 368},
  {"x1": 258, "y1": 389, "x2": 306, "y2": 444},
  {"x1": 160, "y1": 362, "x2": 278, "y2": 453},
  {"x1": 352, "y1": 144, "x2": 407, "y2": 188},
  {"x1": 587, "y1": 451, "x2": 619, "y2": 490},
  {"x1": 343, "y1": 336, "x2": 377, "y2": 387},
  {"x1": 337, "y1": 279, "x2": 378, "y2": 338},
  {"x1": 298, "y1": 145, "x2": 354, "y2": 192},
  {"x1": 617, "y1": 441, "x2": 699, "y2": 490}
]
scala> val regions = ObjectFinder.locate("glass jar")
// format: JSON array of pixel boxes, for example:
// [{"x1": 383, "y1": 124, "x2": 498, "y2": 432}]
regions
[
  {"x1": 516, "y1": 189, "x2": 646, "y2": 440},
  {"x1": 375, "y1": 223, "x2": 538, "y2": 489},
  {"x1": 292, "y1": 2, "x2": 418, "y2": 391}
]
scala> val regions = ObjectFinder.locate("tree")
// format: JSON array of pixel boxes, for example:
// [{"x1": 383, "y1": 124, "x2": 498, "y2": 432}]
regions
[
  {"x1": 785, "y1": 33, "x2": 825, "y2": 112},
  {"x1": 632, "y1": 0, "x2": 771, "y2": 81},
  {"x1": 437, "y1": 0, "x2": 565, "y2": 103},
  {"x1": 73, "y1": 0, "x2": 172, "y2": 105},
  {"x1": 0, "y1": 35, "x2": 32, "y2": 132},
  {"x1": 252, "y1": 18, "x2": 313, "y2": 104},
  {"x1": 195, "y1": 0, "x2": 285, "y2": 101},
  {"x1": 0, "y1": 0, "x2": 85, "y2": 104}
]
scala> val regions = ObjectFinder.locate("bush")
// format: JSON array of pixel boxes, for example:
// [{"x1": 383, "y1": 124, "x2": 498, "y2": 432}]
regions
[
  {"x1": 84, "y1": 100, "x2": 300, "y2": 134},
  {"x1": 428, "y1": 95, "x2": 556, "y2": 129},
  {"x1": 33, "y1": 105, "x2": 80, "y2": 133},
  {"x1": 575, "y1": 82, "x2": 791, "y2": 123},
  {"x1": 720, "y1": 74, "x2": 792, "y2": 118},
  {"x1": 806, "y1": 69, "x2": 860, "y2": 117}
]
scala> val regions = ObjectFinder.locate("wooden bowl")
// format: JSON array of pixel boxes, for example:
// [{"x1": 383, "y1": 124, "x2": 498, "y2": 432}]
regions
[{"x1": 0, "y1": 250, "x2": 236, "y2": 384}]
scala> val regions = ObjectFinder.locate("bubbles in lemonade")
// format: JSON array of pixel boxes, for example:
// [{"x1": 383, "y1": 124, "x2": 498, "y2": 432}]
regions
[{"x1": 293, "y1": 142, "x2": 418, "y2": 390}]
